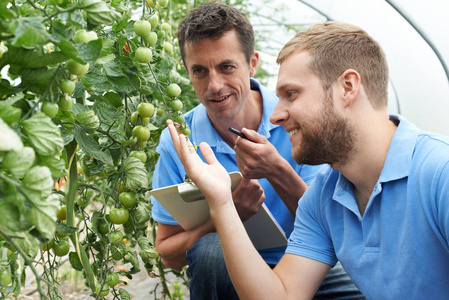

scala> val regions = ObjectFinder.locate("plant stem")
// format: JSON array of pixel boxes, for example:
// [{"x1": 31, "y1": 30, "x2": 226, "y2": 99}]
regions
[
  {"x1": 0, "y1": 228, "x2": 46, "y2": 299},
  {"x1": 65, "y1": 140, "x2": 97, "y2": 293}
]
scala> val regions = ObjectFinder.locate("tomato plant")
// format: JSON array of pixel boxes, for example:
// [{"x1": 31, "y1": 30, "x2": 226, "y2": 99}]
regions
[{"x1": 0, "y1": 0, "x2": 227, "y2": 298}]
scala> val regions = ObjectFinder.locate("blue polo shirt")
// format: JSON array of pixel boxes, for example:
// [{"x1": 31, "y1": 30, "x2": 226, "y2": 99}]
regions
[
  {"x1": 152, "y1": 78, "x2": 323, "y2": 264},
  {"x1": 286, "y1": 115, "x2": 449, "y2": 299}
]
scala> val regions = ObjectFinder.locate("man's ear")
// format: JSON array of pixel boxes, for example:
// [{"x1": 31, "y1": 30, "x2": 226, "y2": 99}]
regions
[
  {"x1": 249, "y1": 51, "x2": 259, "y2": 78},
  {"x1": 339, "y1": 69, "x2": 361, "y2": 108}
]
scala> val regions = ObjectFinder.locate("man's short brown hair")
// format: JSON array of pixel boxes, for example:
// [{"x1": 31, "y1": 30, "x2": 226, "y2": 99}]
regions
[
  {"x1": 176, "y1": 2, "x2": 255, "y2": 65},
  {"x1": 278, "y1": 21, "x2": 389, "y2": 109}
]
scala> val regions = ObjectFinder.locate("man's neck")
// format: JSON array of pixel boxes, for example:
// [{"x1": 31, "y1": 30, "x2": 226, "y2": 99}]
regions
[{"x1": 337, "y1": 114, "x2": 398, "y2": 216}]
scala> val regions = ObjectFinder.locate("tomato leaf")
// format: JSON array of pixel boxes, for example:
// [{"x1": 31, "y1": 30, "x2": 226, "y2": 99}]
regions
[
  {"x1": 39, "y1": 154, "x2": 67, "y2": 179},
  {"x1": 0, "y1": 103, "x2": 21, "y2": 125},
  {"x1": 133, "y1": 202, "x2": 151, "y2": 229},
  {"x1": 72, "y1": 125, "x2": 113, "y2": 165},
  {"x1": 22, "y1": 166, "x2": 54, "y2": 195},
  {"x1": 12, "y1": 17, "x2": 51, "y2": 49},
  {"x1": 3, "y1": 147, "x2": 35, "y2": 179},
  {"x1": 0, "y1": 118, "x2": 23, "y2": 152},
  {"x1": 75, "y1": 39, "x2": 102, "y2": 62},
  {"x1": 69, "y1": 252, "x2": 84, "y2": 271},
  {"x1": 21, "y1": 113, "x2": 64, "y2": 156},
  {"x1": 26, "y1": 193, "x2": 59, "y2": 241},
  {"x1": 123, "y1": 157, "x2": 148, "y2": 190}
]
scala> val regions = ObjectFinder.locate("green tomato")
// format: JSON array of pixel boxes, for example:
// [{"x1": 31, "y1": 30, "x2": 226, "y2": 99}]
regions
[
  {"x1": 0, "y1": 269, "x2": 11, "y2": 286},
  {"x1": 108, "y1": 230, "x2": 123, "y2": 245},
  {"x1": 173, "y1": 281, "x2": 182, "y2": 290},
  {"x1": 76, "y1": 196, "x2": 89, "y2": 207},
  {"x1": 57, "y1": 205, "x2": 67, "y2": 221},
  {"x1": 106, "y1": 272, "x2": 120, "y2": 287},
  {"x1": 181, "y1": 127, "x2": 191, "y2": 136},
  {"x1": 58, "y1": 96, "x2": 73, "y2": 111},
  {"x1": 143, "y1": 32, "x2": 158, "y2": 47},
  {"x1": 132, "y1": 125, "x2": 150, "y2": 142},
  {"x1": 166, "y1": 83, "x2": 181, "y2": 98},
  {"x1": 157, "y1": 0, "x2": 168, "y2": 7},
  {"x1": 163, "y1": 41, "x2": 173, "y2": 54},
  {"x1": 134, "y1": 20, "x2": 151, "y2": 37},
  {"x1": 73, "y1": 29, "x2": 98, "y2": 43},
  {"x1": 149, "y1": 14, "x2": 159, "y2": 29},
  {"x1": 54, "y1": 239, "x2": 70, "y2": 257},
  {"x1": 160, "y1": 22, "x2": 171, "y2": 32},
  {"x1": 41, "y1": 101, "x2": 59, "y2": 118},
  {"x1": 174, "y1": 113, "x2": 185, "y2": 124},
  {"x1": 66, "y1": 59, "x2": 89, "y2": 76},
  {"x1": 119, "y1": 191, "x2": 136, "y2": 208},
  {"x1": 84, "y1": 174, "x2": 97, "y2": 181},
  {"x1": 156, "y1": 107, "x2": 164, "y2": 116},
  {"x1": 96, "y1": 283, "x2": 110, "y2": 297},
  {"x1": 137, "y1": 102, "x2": 155, "y2": 118},
  {"x1": 129, "y1": 150, "x2": 147, "y2": 163},
  {"x1": 157, "y1": 30, "x2": 165, "y2": 40},
  {"x1": 135, "y1": 47, "x2": 152, "y2": 63},
  {"x1": 98, "y1": 221, "x2": 110, "y2": 235},
  {"x1": 109, "y1": 208, "x2": 129, "y2": 225},
  {"x1": 85, "y1": 188, "x2": 94, "y2": 198},
  {"x1": 136, "y1": 140, "x2": 147, "y2": 149},
  {"x1": 169, "y1": 99, "x2": 183, "y2": 112},
  {"x1": 59, "y1": 79, "x2": 76, "y2": 94},
  {"x1": 130, "y1": 111, "x2": 139, "y2": 125}
]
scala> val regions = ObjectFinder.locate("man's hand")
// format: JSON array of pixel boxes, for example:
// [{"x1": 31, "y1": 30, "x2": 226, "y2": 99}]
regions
[
  {"x1": 233, "y1": 178, "x2": 265, "y2": 221},
  {"x1": 167, "y1": 120, "x2": 232, "y2": 209},
  {"x1": 235, "y1": 128, "x2": 308, "y2": 216},
  {"x1": 234, "y1": 128, "x2": 283, "y2": 179}
]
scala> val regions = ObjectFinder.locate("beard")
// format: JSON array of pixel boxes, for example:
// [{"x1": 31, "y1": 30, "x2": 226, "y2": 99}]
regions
[{"x1": 292, "y1": 90, "x2": 356, "y2": 166}]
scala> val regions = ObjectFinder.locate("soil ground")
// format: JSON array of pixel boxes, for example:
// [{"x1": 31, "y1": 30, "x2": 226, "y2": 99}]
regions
[{"x1": 16, "y1": 259, "x2": 190, "y2": 300}]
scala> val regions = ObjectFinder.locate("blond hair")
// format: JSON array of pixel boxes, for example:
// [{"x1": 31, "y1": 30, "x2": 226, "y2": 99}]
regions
[{"x1": 277, "y1": 22, "x2": 389, "y2": 109}]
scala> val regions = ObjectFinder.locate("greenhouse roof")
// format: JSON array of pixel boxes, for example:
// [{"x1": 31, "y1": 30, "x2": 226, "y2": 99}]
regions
[{"x1": 298, "y1": 0, "x2": 449, "y2": 135}]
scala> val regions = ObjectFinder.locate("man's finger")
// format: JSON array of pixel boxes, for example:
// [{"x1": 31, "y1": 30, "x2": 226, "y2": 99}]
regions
[{"x1": 241, "y1": 128, "x2": 267, "y2": 144}]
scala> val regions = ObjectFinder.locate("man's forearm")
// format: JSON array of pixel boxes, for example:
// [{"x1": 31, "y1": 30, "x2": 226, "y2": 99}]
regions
[
  {"x1": 156, "y1": 220, "x2": 215, "y2": 269},
  {"x1": 211, "y1": 200, "x2": 289, "y2": 299},
  {"x1": 267, "y1": 158, "x2": 308, "y2": 216}
]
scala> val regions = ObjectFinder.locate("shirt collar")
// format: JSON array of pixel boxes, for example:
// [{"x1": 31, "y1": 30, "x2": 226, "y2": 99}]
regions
[
  {"x1": 191, "y1": 78, "x2": 280, "y2": 152},
  {"x1": 379, "y1": 114, "x2": 419, "y2": 182}
]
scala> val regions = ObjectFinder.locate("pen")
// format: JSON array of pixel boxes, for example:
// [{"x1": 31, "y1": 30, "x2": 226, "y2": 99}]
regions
[{"x1": 228, "y1": 127, "x2": 250, "y2": 140}]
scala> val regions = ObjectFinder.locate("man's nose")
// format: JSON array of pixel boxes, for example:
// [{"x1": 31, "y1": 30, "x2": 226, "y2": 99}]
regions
[
  {"x1": 270, "y1": 101, "x2": 289, "y2": 125},
  {"x1": 208, "y1": 71, "x2": 224, "y2": 93}
]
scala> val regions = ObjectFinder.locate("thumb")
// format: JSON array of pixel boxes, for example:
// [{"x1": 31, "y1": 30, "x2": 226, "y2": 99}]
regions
[{"x1": 241, "y1": 128, "x2": 267, "y2": 144}]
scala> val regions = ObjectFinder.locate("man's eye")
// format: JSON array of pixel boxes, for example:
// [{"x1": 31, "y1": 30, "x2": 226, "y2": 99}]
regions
[
  {"x1": 287, "y1": 91, "x2": 296, "y2": 99},
  {"x1": 222, "y1": 65, "x2": 234, "y2": 72},
  {"x1": 193, "y1": 68, "x2": 206, "y2": 76}
]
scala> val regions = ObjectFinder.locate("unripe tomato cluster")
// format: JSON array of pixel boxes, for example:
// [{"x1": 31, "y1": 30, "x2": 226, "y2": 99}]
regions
[
  {"x1": 164, "y1": 83, "x2": 191, "y2": 135},
  {"x1": 130, "y1": 102, "x2": 155, "y2": 149}
]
